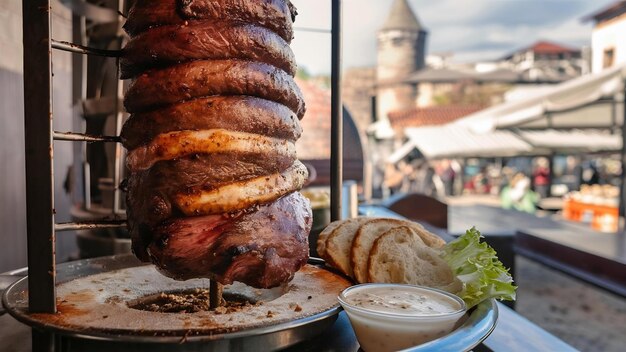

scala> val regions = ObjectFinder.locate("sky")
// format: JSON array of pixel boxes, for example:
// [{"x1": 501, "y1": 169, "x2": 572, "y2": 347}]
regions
[{"x1": 290, "y1": 0, "x2": 616, "y2": 75}]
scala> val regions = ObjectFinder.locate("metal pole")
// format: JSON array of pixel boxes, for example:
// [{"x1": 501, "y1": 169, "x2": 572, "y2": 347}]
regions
[
  {"x1": 330, "y1": 0, "x2": 343, "y2": 221},
  {"x1": 23, "y1": 0, "x2": 56, "y2": 315},
  {"x1": 53, "y1": 131, "x2": 121, "y2": 143},
  {"x1": 51, "y1": 39, "x2": 121, "y2": 57},
  {"x1": 113, "y1": 0, "x2": 127, "y2": 215},
  {"x1": 54, "y1": 220, "x2": 127, "y2": 232},
  {"x1": 619, "y1": 80, "x2": 626, "y2": 218},
  {"x1": 547, "y1": 154, "x2": 554, "y2": 198}
]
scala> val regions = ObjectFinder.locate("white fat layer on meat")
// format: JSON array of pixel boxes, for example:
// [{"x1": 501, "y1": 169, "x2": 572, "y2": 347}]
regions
[
  {"x1": 174, "y1": 160, "x2": 308, "y2": 216},
  {"x1": 126, "y1": 129, "x2": 296, "y2": 171}
]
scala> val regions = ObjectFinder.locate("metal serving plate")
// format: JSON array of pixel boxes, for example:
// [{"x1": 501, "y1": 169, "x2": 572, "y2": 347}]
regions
[
  {"x1": 404, "y1": 299, "x2": 498, "y2": 352},
  {"x1": 2, "y1": 255, "x2": 344, "y2": 351},
  {"x1": 2, "y1": 255, "x2": 498, "y2": 352}
]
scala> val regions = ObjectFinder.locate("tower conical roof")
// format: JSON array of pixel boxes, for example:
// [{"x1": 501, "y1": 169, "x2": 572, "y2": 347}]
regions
[{"x1": 381, "y1": 0, "x2": 422, "y2": 31}]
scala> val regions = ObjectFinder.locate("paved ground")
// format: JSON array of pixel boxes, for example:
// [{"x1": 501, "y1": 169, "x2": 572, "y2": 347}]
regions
[
  {"x1": 515, "y1": 257, "x2": 626, "y2": 352},
  {"x1": 448, "y1": 195, "x2": 626, "y2": 351}
]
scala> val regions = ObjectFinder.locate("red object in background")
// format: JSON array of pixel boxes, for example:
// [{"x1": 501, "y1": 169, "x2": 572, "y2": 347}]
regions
[
  {"x1": 563, "y1": 199, "x2": 618, "y2": 233},
  {"x1": 533, "y1": 167, "x2": 550, "y2": 186}
]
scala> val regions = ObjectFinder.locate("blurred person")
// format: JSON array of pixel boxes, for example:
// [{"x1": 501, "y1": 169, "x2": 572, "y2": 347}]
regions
[
  {"x1": 383, "y1": 162, "x2": 404, "y2": 195},
  {"x1": 440, "y1": 159, "x2": 456, "y2": 196},
  {"x1": 409, "y1": 159, "x2": 435, "y2": 196},
  {"x1": 473, "y1": 168, "x2": 490, "y2": 194},
  {"x1": 451, "y1": 159, "x2": 463, "y2": 196},
  {"x1": 501, "y1": 173, "x2": 538, "y2": 213},
  {"x1": 565, "y1": 156, "x2": 582, "y2": 190},
  {"x1": 582, "y1": 162, "x2": 600, "y2": 185},
  {"x1": 533, "y1": 157, "x2": 550, "y2": 198}
]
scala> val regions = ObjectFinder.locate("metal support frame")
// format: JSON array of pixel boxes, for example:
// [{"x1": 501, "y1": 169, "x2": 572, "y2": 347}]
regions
[
  {"x1": 23, "y1": 0, "x2": 57, "y2": 350},
  {"x1": 330, "y1": 0, "x2": 343, "y2": 221},
  {"x1": 24, "y1": 0, "x2": 56, "y2": 315},
  {"x1": 23, "y1": 1, "x2": 127, "y2": 349}
]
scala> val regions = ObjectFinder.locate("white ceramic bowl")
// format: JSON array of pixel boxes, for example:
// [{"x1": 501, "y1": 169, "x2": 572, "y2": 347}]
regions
[{"x1": 338, "y1": 283, "x2": 466, "y2": 352}]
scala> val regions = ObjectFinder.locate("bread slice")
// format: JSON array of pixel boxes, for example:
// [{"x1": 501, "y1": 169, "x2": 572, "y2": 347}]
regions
[
  {"x1": 350, "y1": 218, "x2": 445, "y2": 283},
  {"x1": 324, "y1": 217, "x2": 371, "y2": 278},
  {"x1": 367, "y1": 226, "x2": 462, "y2": 293},
  {"x1": 316, "y1": 219, "x2": 344, "y2": 257}
]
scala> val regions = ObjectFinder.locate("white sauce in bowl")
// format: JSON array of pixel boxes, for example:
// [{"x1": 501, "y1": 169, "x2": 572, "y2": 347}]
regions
[
  {"x1": 343, "y1": 286, "x2": 460, "y2": 315},
  {"x1": 338, "y1": 284, "x2": 466, "y2": 352}
]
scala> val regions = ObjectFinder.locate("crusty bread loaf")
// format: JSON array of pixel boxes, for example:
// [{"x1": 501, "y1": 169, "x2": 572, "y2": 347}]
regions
[
  {"x1": 316, "y1": 220, "x2": 344, "y2": 257},
  {"x1": 323, "y1": 217, "x2": 371, "y2": 278},
  {"x1": 367, "y1": 226, "x2": 462, "y2": 293},
  {"x1": 350, "y1": 218, "x2": 444, "y2": 283}
]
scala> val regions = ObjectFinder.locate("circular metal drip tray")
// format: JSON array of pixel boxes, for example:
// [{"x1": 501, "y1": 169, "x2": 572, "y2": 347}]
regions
[
  {"x1": 127, "y1": 290, "x2": 264, "y2": 314},
  {"x1": 2, "y1": 255, "x2": 351, "y2": 348}
]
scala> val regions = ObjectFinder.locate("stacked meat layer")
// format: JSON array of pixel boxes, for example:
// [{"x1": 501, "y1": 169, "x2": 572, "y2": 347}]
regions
[{"x1": 121, "y1": 0, "x2": 311, "y2": 288}]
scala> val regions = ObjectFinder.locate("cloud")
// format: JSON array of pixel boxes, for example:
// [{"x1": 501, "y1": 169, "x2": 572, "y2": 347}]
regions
[
  {"x1": 456, "y1": 1, "x2": 588, "y2": 26},
  {"x1": 290, "y1": 0, "x2": 615, "y2": 74}
]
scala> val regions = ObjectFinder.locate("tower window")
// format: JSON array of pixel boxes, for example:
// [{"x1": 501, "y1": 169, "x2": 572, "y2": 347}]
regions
[
  {"x1": 392, "y1": 37, "x2": 404, "y2": 46},
  {"x1": 603, "y1": 48, "x2": 615, "y2": 69}
]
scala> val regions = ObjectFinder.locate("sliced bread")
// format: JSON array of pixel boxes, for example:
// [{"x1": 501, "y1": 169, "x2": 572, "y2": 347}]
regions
[
  {"x1": 367, "y1": 226, "x2": 462, "y2": 293},
  {"x1": 323, "y1": 217, "x2": 371, "y2": 278},
  {"x1": 350, "y1": 218, "x2": 443, "y2": 283},
  {"x1": 316, "y1": 219, "x2": 344, "y2": 257}
]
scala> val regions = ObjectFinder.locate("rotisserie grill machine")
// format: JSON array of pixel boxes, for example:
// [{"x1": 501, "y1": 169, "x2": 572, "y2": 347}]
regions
[{"x1": 2, "y1": 0, "x2": 347, "y2": 351}]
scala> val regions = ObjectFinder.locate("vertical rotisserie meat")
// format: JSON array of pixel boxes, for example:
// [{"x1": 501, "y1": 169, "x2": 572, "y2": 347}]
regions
[{"x1": 121, "y1": 0, "x2": 311, "y2": 288}]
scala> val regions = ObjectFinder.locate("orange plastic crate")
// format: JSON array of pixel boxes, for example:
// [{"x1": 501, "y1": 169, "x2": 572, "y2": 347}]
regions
[{"x1": 563, "y1": 199, "x2": 618, "y2": 232}]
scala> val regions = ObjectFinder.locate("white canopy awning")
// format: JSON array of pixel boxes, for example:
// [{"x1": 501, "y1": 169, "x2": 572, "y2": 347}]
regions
[
  {"x1": 517, "y1": 129, "x2": 622, "y2": 153},
  {"x1": 389, "y1": 125, "x2": 533, "y2": 161},
  {"x1": 454, "y1": 64, "x2": 626, "y2": 133},
  {"x1": 388, "y1": 127, "x2": 622, "y2": 162}
]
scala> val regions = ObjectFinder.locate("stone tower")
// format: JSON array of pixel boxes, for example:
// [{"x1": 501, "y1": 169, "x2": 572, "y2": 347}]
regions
[{"x1": 376, "y1": 0, "x2": 427, "y2": 129}]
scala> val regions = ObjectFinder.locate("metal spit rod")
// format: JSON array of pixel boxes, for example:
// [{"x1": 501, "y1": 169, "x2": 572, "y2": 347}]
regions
[
  {"x1": 55, "y1": 220, "x2": 127, "y2": 232},
  {"x1": 51, "y1": 39, "x2": 121, "y2": 57},
  {"x1": 53, "y1": 131, "x2": 121, "y2": 143},
  {"x1": 330, "y1": 0, "x2": 343, "y2": 222}
]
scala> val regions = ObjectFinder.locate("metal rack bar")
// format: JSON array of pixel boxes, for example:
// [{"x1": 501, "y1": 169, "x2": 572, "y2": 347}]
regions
[
  {"x1": 112, "y1": 4, "x2": 126, "y2": 214},
  {"x1": 53, "y1": 131, "x2": 121, "y2": 143},
  {"x1": 51, "y1": 38, "x2": 121, "y2": 57},
  {"x1": 330, "y1": 0, "x2": 343, "y2": 221},
  {"x1": 23, "y1": 0, "x2": 56, "y2": 316},
  {"x1": 55, "y1": 220, "x2": 127, "y2": 232}
]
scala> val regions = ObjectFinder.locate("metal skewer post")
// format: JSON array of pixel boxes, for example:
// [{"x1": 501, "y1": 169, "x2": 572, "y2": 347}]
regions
[{"x1": 210, "y1": 280, "x2": 224, "y2": 309}]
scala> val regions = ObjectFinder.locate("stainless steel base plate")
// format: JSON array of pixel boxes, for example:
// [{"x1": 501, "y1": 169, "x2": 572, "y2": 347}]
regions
[{"x1": 2, "y1": 255, "x2": 351, "y2": 350}]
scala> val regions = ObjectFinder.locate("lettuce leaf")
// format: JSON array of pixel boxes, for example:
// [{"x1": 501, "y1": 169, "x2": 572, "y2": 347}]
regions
[{"x1": 442, "y1": 227, "x2": 517, "y2": 309}]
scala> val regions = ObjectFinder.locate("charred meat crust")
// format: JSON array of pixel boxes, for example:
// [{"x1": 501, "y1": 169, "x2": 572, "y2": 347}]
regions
[
  {"x1": 121, "y1": 21, "x2": 296, "y2": 79},
  {"x1": 146, "y1": 192, "x2": 311, "y2": 288},
  {"x1": 124, "y1": 60, "x2": 305, "y2": 117},
  {"x1": 121, "y1": 96, "x2": 302, "y2": 150},
  {"x1": 124, "y1": 0, "x2": 296, "y2": 43},
  {"x1": 126, "y1": 152, "x2": 296, "y2": 233}
]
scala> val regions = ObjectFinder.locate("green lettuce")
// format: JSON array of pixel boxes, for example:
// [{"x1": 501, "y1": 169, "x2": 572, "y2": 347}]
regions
[{"x1": 442, "y1": 227, "x2": 517, "y2": 309}]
